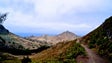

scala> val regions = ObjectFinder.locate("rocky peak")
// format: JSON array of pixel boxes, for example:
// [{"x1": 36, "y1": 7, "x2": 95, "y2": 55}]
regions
[{"x1": 57, "y1": 31, "x2": 78, "y2": 37}]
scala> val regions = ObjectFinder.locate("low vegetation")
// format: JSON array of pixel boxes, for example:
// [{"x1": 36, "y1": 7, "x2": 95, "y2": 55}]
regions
[
  {"x1": 0, "y1": 40, "x2": 86, "y2": 63},
  {"x1": 81, "y1": 16, "x2": 112, "y2": 63},
  {"x1": 32, "y1": 40, "x2": 86, "y2": 63},
  {"x1": 0, "y1": 53, "x2": 21, "y2": 63}
]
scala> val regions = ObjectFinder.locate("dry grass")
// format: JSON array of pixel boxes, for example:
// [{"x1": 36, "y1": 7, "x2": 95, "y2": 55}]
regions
[
  {"x1": 30, "y1": 39, "x2": 86, "y2": 63},
  {"x1": 31, "y1": 40, "x2": 75, "y2": 61}
]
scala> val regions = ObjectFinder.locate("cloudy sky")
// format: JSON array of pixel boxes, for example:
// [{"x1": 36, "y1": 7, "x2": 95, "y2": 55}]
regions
[{"x1": 0, "y1": 0, "x2": 112, "y2": 36}]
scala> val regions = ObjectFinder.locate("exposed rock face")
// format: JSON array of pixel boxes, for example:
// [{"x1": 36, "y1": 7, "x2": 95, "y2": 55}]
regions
[
  {"x1": 27, "y1": 31, "x2": 79, "y2": 45},
  {"x1": 0, "y1": 25, "x2": 9, "y2": 34}
]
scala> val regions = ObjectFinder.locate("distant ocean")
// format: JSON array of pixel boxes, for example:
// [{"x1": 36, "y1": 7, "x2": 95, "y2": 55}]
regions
[
  {"x1": 14, "y1": 32, "x2": 83, "y2": 37},
  {"x1": 14, "y1": 33, "x2": 55, "y2": 37}
]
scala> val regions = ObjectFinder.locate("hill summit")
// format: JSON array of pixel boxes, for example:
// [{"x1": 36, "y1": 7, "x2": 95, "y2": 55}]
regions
[
  {"x1": 57, "y1": 31, "x2": 78, "y2": 40},
  {"x1": 27, "y1": 31, "x2": 79, "y2": 45}
]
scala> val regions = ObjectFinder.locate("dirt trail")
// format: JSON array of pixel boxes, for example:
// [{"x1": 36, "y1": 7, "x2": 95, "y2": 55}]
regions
[{"x1": 80, "y1": 44, "x2": 108, "y2": 63}]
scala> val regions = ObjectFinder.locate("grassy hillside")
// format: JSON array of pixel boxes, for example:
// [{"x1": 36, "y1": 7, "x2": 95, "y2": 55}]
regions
[
  {"x1": 0, "y1": 40, "x2": 86, "y2": 63},
  {"x1": 31, "y1": 40, "x2": 86, "y2": 63},
  {"x1": 0, "y1": 32, "x2": 50, "y2": 55},
  {"x1": 81, "y1": 16, "x2": 112, "y2": 62},
  {"x1": 0, "y1": 52, "x2": 21, "y2": 63}
]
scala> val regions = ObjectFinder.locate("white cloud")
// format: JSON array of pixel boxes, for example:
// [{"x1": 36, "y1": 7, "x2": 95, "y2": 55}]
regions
[
  {"x1": 24, "y1": 0, "x2": 106, "y2": 17},
  {"x1": 0, "y1": 0, "x2": 112, "y2": 36}
]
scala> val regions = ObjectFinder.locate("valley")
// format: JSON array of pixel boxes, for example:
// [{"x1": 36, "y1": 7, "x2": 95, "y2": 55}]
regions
[{"x1": 0, "y1": 13, "x2": 112, "y2": 63}]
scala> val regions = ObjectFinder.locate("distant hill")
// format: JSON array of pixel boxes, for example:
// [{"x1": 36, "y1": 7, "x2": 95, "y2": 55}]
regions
[
  {"x1": 0, "y1": 25, "x2": 50, "y2": 55},
  {"x1": 27, "y1": 31, "x2": 79, "y2": 45},
  {"x1": 81, "y1": 16, "x2": 112, "y2": 62},
  {"x1": 1, "y1": 15, "x2": 112, "y2": 63},
  {"x1": 0, "y1": 25, "x2": 82, "y2": 63},
  {"x1": 57, "y1": 31, "x2": 79, "y2": 41}
]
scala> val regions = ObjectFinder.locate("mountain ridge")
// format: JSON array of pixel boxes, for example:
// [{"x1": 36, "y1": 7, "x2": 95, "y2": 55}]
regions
[
  {"x1": 26, "y1": 31, "x2": 79, "y2": 45},
  {"x1": 0, "y1": 15, "x2": 112, "y2": 63},
  {"x1": 29, "y1": 16, "x2": 112, "y2": 63},
  {"x1": 80, "y1": 16, "x2": 112, "y2": 63},
  {"x1": 0, "y1": 24, "x2": 51, "y2": 55}
]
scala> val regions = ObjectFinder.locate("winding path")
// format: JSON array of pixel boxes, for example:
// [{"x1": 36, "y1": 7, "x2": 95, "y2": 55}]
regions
[{"x1": 81, "y1": 44, "x2": 108, "y2": 63}]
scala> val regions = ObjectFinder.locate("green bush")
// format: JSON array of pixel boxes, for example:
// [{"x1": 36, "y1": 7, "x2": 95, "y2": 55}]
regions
[
  {"x1": 87, "y1": 17, "x2": 112, "y2": 62},
  {"x1": 65, "y1": 43, "x2": 86, "y2": 59},
  {"x1": 1, "y1": 60, "x2": 21, "y2": 63}
]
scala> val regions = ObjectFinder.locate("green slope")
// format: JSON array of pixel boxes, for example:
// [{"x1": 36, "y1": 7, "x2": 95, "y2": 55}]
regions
[{"x1": 81, "y1": 16, "x2": 112, "y2": 63}]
